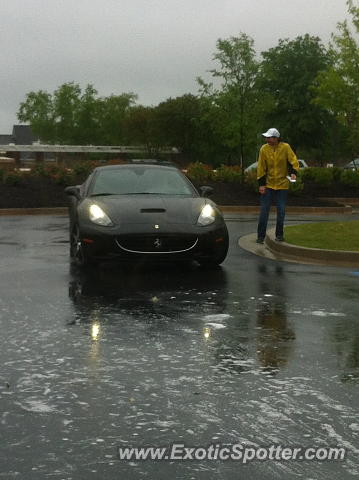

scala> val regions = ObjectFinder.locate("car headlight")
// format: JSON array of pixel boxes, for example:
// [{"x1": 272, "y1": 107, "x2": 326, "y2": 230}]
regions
[
  {"x1": 89, "y1": 204, "x2": 113, "y2": 226},
  {"x1": 197, "y1": 204, "x2": 216, "y2": 226}
]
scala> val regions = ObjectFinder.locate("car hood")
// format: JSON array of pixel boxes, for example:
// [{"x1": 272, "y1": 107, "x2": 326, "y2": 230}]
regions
[{"x1": 82, "y1": 195, "x2": 211, "y2": 225}]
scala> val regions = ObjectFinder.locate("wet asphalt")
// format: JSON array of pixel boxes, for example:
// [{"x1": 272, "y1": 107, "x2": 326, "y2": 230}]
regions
[{"x1": 0, "y1": 213, "x2": 358, "y2": 479}]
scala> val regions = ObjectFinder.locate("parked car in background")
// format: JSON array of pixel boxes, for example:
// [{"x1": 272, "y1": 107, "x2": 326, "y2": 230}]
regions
[
  {"x1": 343, "y1": 159, "x2": 359, "y2": 171},
  {"x1": 65, "y1": 161, "x2": 229, "y2": 268},
  {"x1": 244, "y1": 159, "x2": 308, "y2": 173}
]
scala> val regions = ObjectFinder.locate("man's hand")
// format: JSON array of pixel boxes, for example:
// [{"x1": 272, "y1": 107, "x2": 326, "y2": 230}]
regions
[
  {"x1": 259, "y1": 186, "x2": 266, "y2": 195},
  {"x1": 291, "y1": 173, "x2": 297, "y2": 181}
]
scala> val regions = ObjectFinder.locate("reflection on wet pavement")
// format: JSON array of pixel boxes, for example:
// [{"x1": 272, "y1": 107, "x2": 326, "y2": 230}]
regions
[
  {"x1": 255, "y1": 265, "x2": 295, "y2": 374},
  {"x1": 0, "y1": 215, "x2": 358, "y2": 479}
]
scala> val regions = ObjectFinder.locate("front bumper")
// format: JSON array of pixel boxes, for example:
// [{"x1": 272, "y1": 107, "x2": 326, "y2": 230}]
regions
[{"x1": 78, "y1": 222, "x2": 228, "y2": 262}]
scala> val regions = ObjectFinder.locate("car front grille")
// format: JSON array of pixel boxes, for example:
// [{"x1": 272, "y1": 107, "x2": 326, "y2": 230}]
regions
[{"x1": 116, "y1": 234, "x2": 198, "y2": 254}]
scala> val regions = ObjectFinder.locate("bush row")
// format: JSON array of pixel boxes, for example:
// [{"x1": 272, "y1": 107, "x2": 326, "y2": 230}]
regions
[
  {"x1": 186, "y1": 163, "x2": 359, "y2": 191},
  {"x1": 185, "y1": 162, "x2": 304, "y2": 193},
  {"x1": 0, "y1": 161, "x2": 99, "y2": 186},
  {"x1": 0, "y1": 162, "x2": 358, "y2": 194}
]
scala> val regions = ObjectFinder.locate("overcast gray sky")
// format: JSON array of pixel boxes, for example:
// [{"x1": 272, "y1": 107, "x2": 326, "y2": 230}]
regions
[{"x1": 0, "y1": 0, "x2": 351, "y2": 133}]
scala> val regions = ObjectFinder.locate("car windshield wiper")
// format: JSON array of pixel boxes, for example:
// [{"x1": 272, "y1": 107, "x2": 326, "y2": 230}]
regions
[
  {"x1": 125, "y1": 192, "x2": 182, "y2": 195},
  {"x1": 90, "y1": 192, "x2": 188, "y2": 196},
  {"x1": 91, "y1": 192, "x2": 157, "y2": 196},
  {"x1": 119, "y1": 192, "x2": 163, "y2": 195},
  {"x1": 89, "y1": 193, "x2": 116, "y2": 197}
]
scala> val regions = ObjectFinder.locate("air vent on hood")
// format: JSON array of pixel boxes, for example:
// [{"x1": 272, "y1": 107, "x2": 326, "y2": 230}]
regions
[{"x1": 140, "y1": 208, "x2": 166, "y2": 213}]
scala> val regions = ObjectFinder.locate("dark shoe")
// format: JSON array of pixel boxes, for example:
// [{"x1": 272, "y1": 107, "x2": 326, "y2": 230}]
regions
[
  {"x1": 256, "y1": 238, "x2": 264, "y2": 244},
  {"x1": 275, "y1": 236, "x2": 284, "y2": 242}
]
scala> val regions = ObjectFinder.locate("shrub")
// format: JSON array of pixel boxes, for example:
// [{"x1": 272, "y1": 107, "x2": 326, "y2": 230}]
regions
[
  {"x1": 332, "y1": 167, "x2": 343, "y2": 183},
  {"x1": 299, "y1": 166, "x2": 359, "y2": 190},
  {"x1": 72, "y1": 160, "x2": 98, "y2": 177},
  {"x1": 300, "y1": 167, "x2": 334, "y2": 187},
  {"x1": 340, "y1": 169, "x2": 359, "y2": 188},
  {"x1": 31, "y1": 164, "x2": 74, "y2": 185},
  {"x1": 214, "y1": 165, "x2": 243, "y2": 183},
  {"x1": 244, "y1": 169, "x2": 304, "y2": 194},
  {"x1": 186, "y1": 162, "x2": 214, "y2": 183},
  {"x1": 106, "y1": 158, "x2": 127, "y2": 165},
  {"x1": 30, "y1": 164, "x2": 46, "y2": 177},
  {"x1": 300, "y1": 167, "x2": 317, "y2": 182},
  {"x1": 4, "y1": 171, "x2": 23, "y2": 186},
  {"x1": 244, "y1": 169, "x2": 259, "y2": 192},
  {"x1": 289, "y1": 176, "x2": 304, "y2": 195}
]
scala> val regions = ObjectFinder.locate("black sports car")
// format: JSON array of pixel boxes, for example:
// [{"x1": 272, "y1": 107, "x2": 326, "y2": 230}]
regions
[{"x1": 65, "y1": 162, "x2": 229, "y2": 267}]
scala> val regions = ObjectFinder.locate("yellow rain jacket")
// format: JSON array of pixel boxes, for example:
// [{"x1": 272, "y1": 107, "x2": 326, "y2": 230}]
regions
[{"x1": 257, "y1": 142, "x2": 299, "y2": 190}]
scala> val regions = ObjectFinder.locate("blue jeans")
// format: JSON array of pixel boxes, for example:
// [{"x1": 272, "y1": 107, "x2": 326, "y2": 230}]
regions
[{"x1": 257, "y1": 188, "x2": 288, "y2": 239}]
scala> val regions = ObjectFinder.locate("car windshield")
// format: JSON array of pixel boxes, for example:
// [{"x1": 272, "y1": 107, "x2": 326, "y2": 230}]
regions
[{"x1": 89, "y1": 167, "x2": 194, "y2": 196}]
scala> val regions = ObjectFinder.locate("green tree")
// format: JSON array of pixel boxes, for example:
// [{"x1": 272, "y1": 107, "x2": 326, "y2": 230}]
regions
[
  {"x1": 258, "y1": 34, "x2": 334, "y2": 160},
  {"x1": 74, "y1": 84, "x2": 102, "y2": 145},
  {"x1": 18, "y1": 90, "x2": 54, "y2": 142},
  {"x1": 197, "y1": 33, "x2": 268, "y2": 167},
  {"x1": 154, "y1": 94, "x2": 201, "y2": 155},
  {"x1": 98, "y1": 93, "x2": 137, "y2": 145},
  {"x1": 124, "y1": 105, "x2": 160, "y2": 154},
  {"x1": 18, "y1": 83, "x2": 136, "y2": 145},
  {"x1": 52, "y1": 82, "x2": 82, "y2": 143},
  {"x1": 192, "y1": 95, "x2": 234, "y2": 166},
  {"x1": 313, "y1": 0, "x2": 359, "y2": 157},
  {"x1": 19, "y1": 82, "x2": 92, "y2": 144}
]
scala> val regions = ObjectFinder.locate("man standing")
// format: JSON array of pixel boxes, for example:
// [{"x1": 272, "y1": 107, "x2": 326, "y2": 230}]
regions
[{"x1": 256, "y1": 128, "x2": 299, "y2": 243}]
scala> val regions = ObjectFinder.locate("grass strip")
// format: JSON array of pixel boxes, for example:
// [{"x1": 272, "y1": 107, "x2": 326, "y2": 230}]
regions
[{"x1": 284, "y1": 221, "x2": 359, "y2": 251}]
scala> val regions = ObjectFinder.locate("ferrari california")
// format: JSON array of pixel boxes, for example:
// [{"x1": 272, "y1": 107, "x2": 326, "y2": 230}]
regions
[{"x1": 65, "y1": 162, "x2": 229, "y2": 267}]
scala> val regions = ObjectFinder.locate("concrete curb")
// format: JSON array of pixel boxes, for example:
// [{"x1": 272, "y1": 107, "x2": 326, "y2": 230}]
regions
[
  {"x1": 319, "y1": 197, "x2": 359, "y2": 206},
  {"x1": 0, "y1": 207, "x2": 68, "y2": 216},
  {"x1": 264, "y1": 229, "x2": 359, "y2": 267},
  {"x1": 239, "y1": 229, "x2": 359, "y2": 267}
]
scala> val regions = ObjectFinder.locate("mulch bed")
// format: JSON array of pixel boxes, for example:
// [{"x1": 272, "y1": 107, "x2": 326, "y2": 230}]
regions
[
  {"x1": 0, "y1": 178, "x2": 68, "y2": 208},
  {"x1": 0, "y1": 177, "x2": 356, "y2": 208}
]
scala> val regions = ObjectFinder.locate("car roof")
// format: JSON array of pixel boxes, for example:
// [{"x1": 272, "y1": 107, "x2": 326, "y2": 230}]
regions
[{"x1": 93, "y1": 161, "x2": 178, "y2": 172}]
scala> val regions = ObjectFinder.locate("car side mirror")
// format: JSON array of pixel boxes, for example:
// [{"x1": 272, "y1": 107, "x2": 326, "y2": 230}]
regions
[
  {"x1": 199, "y1": 186, "x2": 213, "y2": 197},
  {"x1": 65, "y1": 186, "x2": 81, "y2": 200}
]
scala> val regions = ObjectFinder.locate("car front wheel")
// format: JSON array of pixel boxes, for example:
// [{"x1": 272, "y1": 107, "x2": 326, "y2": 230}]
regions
[
  {"x1": 70, "y1": 224, "x2": 94, "y2": 267},
  {"x1": 198, "y1": 242, "x2": 228, "y2": 268}
]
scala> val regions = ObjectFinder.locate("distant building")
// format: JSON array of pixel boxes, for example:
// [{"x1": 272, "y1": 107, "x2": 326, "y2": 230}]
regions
[
  {"x1": 0, "y1": 125, "x2": 37, "y2": 146},
  {"x1": 12, "y1": 125, "x2": 37, "y2": 145},
  {"x1": 0, "y1": 134, "x2": 13, "y2": 145},
  {"x1": 0, "y1": 125, "x2": 40, "y2": 164},
  {"x1": 0, "y1": 125, "x2": 177, "y2": 165}
]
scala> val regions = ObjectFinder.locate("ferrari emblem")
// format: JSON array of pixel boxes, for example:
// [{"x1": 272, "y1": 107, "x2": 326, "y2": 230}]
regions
[{"x1": 154, "y1": 238, "x2": 162, "y2": 248}]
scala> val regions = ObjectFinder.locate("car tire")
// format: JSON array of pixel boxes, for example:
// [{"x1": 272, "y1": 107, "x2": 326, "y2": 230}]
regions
[
  {"x1": 70, "y1": 224, "x2": 94, "y2": 268},
  {"x1": 198, "y1": 242, "x2": 228, "y2": 268}
]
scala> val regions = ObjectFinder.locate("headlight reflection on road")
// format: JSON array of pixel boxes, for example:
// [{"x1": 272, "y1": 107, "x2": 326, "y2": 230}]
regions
[
  {"x1": 91, "y1": 322, "x2": 101, "y2": 341},
  {"x1": 203, "y1": 326, "x2": 212, "y2": 339},
  {"x1": 88, "y1": 320, "x2": 102, "y2": 374}
]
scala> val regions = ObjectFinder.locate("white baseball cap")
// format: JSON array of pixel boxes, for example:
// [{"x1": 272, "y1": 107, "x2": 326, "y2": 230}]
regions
[{"x1": 262, "y1": 128, "x2": 280, "y2": 138}]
